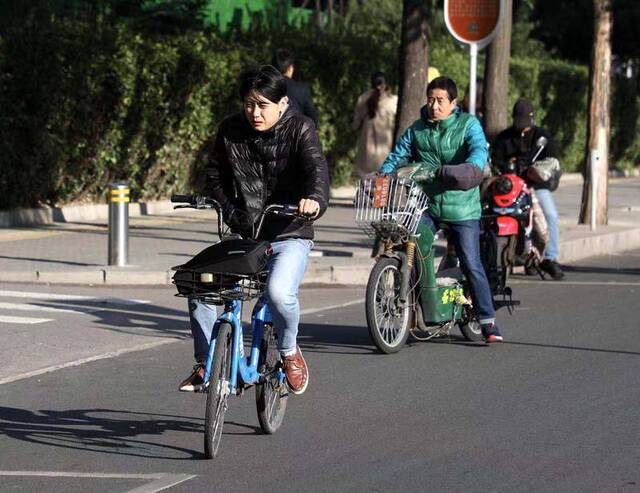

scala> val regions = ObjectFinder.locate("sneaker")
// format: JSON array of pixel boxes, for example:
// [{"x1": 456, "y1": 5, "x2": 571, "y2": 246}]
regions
[
  {"x1": 178, "y1": 363, "x2": 205, "y2": 392},
  {"x1": 481, "y1": 322, "x2": 504, "y2": 343},
  {"x1": 282, "y1": 346, "x2": 309, "y2": 395},
  {"x1": 540, "y1": 259, "x2": 564, "y2": 280}
]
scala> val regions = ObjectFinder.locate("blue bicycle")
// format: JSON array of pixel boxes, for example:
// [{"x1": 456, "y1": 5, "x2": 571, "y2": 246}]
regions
[{"x1": 170, "y1": 195, "x2": 303, "y2": 459}]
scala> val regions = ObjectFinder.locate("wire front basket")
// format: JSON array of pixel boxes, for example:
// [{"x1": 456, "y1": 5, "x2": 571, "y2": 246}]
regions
[
  {"x1": 354, "y1": 176, "x2": 429, "y2": 238},
  {"x1": 173, "y1": 270, "x2": 267, "y2": 304}
]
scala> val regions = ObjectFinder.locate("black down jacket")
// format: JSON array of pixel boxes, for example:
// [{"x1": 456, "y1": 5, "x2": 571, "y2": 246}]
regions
[{"x1": 207, "y1": 107, "x2": 330, "y2": 241}]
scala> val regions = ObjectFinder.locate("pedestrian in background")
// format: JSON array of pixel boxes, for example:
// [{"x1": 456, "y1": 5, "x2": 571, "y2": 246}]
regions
[
  {"x1": 352, "y1": 72, "x2": 398, "y2": 177},
  {"x1": 272, "y1": 48, "x2": 318, "y2": 127}
]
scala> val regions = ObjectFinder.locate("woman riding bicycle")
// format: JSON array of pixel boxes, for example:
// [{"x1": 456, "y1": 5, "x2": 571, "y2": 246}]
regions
[{"x1": 179, "y1": 65, "x2": 330, "y2": 394}]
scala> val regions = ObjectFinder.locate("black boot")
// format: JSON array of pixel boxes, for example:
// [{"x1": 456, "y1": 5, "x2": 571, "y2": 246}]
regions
[{"x1": 540, "y1": 259, "x2": 564, "y2": 280}]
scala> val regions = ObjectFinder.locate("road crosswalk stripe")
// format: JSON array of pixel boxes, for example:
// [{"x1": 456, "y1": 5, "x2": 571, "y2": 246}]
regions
[
  {"x1": 0, "y1": 289, "x2": 149, "y2": 304},
  {"x1": 0, "y1": 315, "x2": 53, "y2": 324},
  {"x1": 0, "y1": 471, "x2": 196, "y2": 493},
  {"x1": 0, "y1": 302, "x2": 85, "y2": 314}
]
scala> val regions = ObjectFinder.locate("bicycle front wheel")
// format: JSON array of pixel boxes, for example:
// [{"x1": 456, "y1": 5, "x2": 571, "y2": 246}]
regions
[
  {"x1": 255, "y1": 323, "x2": 288, "y2": 434},
  {"x1": 204, "y1": 321, "x2": 232, "y2": 459},
  {"x1": 365, "y1": 257, "x2": 412, "y2": 353}
]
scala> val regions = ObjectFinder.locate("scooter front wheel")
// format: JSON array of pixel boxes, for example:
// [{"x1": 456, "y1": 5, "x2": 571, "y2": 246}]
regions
[{"x1": 365, "y1": 257, "x2": 412, "y2": 353}]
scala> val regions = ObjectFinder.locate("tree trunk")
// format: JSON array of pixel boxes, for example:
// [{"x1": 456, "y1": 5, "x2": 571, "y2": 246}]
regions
[
  {"x1": 394, "y1": 0, "x2": 431, "y2": 139},
  {"x1": 579, "y1": 0, "x2": 612, "y2": 225},
  {"x1": 327, "y1": 0, "x2": 334, "y2": 28},
  {"x1": 314, "y1": 0, "x2": 323, "y2": 28},
  {"x1": 483, "y1": 0, "x2": 513, "y2": 141}
]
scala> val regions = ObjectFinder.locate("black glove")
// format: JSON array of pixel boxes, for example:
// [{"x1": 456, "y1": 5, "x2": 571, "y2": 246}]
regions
[
  {"x1": 516, "y1": 157, "x2": 529, "y2": 176},
  {"x1": 439, "y1": 163, "x2": 484, "y2": 190}
]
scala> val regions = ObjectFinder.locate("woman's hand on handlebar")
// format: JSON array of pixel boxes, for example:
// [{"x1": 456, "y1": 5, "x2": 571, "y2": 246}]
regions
[{"x1": 298, "y1": 198, "x2": 320, "y2": 218}]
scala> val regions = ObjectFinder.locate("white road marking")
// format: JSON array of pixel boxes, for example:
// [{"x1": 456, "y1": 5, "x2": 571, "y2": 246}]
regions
[
  {"x1": 0, "y1": 296, "x2": 365, "y2": 385},
  {"x1": 300, "y1": 298, "x2": 365, "y2": 315},
  {"x1": 510, "y1": 280, "x2": 640, "y2": 287},
  {"x1": 0, "y1": 471, "x2": 196, "y2": 493},
  {"x1": 0, "y1": 289, "x2": 149, "y2": 305},
  {"x1": 0, "y1": 302, "x2": 81, "y2": 314},
  {"x1": 0, "y1": 315, "x2": 53, "y2": 324},
  {"x1": 0, "y1": 338, "x2": 182, "y2": 386}
]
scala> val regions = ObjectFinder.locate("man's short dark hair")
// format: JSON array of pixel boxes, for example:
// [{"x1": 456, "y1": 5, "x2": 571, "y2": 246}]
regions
[
  {"x1": 238, "y1": 65, "x2": 287, "y2": 103},
  {"x1": 272, "y1": 48, "x2": 295, "y2": 74},
  {"x1": 427, "y1": 76, "x2": 458, "y2": 101}
]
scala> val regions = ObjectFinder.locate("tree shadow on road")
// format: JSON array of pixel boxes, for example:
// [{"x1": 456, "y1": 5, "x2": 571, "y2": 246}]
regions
[
  {"x1": 561, "y1": 264, "x2": 640, "y2": 276},
  {"x1": 297, "y1": 322, "x2": 376, "y2": 355},
  {"x1": 504, "y1": 340, "x2": 640, "y2": 356},
  {"x1": 0, "y1": 254, "x2": 102, "y2": 267},
  {"x1": 24, "y1": 297, "x2": 192, "y2": 341},
  {"x1": 0, "y1": 407, "x2": 205, "y2": 460}
]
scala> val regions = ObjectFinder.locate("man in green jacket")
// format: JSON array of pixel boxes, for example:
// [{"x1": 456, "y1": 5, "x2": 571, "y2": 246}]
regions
[{"x1": 380, "y1": 76, "x2": 502, "y2": 343}]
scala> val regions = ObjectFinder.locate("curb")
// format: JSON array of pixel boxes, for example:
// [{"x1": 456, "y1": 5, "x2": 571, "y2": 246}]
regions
[
  {"x1": 4, "y1": 171, "x2": 639, "y2": 228},
  {"x1": 0, "y1": 200, "x2": 177, "y2": 228},
  {"x1": 2, "y1": 226, "x2": 640, "y2": 287}
]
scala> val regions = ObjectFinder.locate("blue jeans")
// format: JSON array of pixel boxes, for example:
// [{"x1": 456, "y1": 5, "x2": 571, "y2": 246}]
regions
[
  {"x1": 421, "y1": 214, "x2": 496, "y2": 325},
  {"x1": 188, "y1": 238, "x2": 313, "y2": 361},
  {"x1": 535, "y1": 188, "x2": 560, "y2": 261}
]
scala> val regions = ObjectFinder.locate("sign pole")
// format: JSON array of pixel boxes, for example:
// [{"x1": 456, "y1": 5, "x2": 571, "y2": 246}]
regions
[
  {"x1": 444, "y1": 0, "x2": 504, "y2": 114},
  {"x1": 469, "y1": 43, "x2": 478, "y2": 115}
]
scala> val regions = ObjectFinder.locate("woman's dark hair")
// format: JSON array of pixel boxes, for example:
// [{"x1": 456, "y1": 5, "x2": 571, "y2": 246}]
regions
[
  {"x1": 427, "y1": 76, "x2": 458, "y2": 101},
  {"x1": 272, "y1": 48, "x2": 295, "y2": 74},
  {"x1": 366, "y1": 71, "x2": 387, "y2": 119},
  {"x1": 238, "y1": 65, "x2": 287, "y2": 103}
]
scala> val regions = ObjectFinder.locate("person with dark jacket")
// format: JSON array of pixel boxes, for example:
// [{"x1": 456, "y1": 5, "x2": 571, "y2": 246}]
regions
[
  {"x1": 492, "y1": 98, "x2": 564, "y2": 280},
  {"x1": 272, "y1": 48, "x2": 318, "y2": 127},
  {"x1": 380, "y1": 76, "x2": 503, "y2": 343},
  {"x1": 179, "y1": 65, "x2": 330, "y2": 394}
]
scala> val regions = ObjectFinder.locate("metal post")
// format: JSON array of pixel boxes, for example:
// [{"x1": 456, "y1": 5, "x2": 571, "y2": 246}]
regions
[
  {"x1": 590, "y1": 149, "x2": 598, "y2": 231},
  {"x1": 108, "y1": 183, "x2": 129, "y2": 266},
  {"x1": 468, "y1": 43, "x2": 478, "y2": 116}
]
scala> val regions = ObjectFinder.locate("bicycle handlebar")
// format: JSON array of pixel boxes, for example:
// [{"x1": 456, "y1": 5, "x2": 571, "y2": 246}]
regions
[
  {"x1": 171, "y1": 194, "x2": 310, "y2": 239},
  {"x1": 170, "y1": 194, "x2": 193, "y2": 204}
]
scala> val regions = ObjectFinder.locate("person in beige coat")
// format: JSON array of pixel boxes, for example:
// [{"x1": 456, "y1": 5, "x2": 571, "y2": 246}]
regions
[{"x1": 352, "y1": 72, "x2": 398, "y2": 177}]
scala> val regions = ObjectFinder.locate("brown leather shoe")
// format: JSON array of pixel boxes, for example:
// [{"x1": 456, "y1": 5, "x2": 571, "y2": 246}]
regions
[
  {"x1": 282, "y1": 346, "x2": 309, "y2": 395},
  {"x1": 178, "y1": 363, "x2": 205, "y2": 392}
]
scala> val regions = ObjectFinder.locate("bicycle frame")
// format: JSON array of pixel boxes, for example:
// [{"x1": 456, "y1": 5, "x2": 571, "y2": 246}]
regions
[{"x1": 203, "y1": 298, "x2": 282, "y2": 393}]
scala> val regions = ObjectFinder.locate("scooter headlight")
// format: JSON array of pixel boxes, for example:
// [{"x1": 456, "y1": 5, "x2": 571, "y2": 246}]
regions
[{"x1": 495, "y1": 177, "x2": 513, "y2": 195}]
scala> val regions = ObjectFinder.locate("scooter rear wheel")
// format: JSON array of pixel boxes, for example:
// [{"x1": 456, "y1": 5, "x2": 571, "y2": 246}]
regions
[
  {"x1": 458, "y1": 306, "x2": 483, "y2": 342},
  {"x1": 365, "y1": 257, "x2": 412, "y2": 353}
]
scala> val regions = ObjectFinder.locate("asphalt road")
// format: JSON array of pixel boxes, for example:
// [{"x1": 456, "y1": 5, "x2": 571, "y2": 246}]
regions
[{"x1": 1, "y1": 249, "x2": 639, "y2": 492}]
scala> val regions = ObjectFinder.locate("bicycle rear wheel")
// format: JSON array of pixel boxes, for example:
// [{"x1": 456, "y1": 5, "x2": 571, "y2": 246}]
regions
[
  {"x1": 256, "y1": 324, "x2": 288, "y2": 434},
  {"x1": 204, "y1": 322, "x2": 232, "y2": 459}
]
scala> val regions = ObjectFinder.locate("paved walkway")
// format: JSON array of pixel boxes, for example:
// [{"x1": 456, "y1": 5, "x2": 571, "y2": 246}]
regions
[{"x1": 1, "y1": 177, "x2": 639, "y2": 285}]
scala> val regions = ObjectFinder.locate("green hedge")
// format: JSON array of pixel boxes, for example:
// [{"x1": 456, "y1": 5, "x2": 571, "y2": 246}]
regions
[{"x1": 0, "y1": 2, "x2": 637, "y2": 209}]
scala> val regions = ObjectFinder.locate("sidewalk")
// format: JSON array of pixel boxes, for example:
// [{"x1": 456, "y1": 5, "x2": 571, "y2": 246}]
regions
[{"x1": 1, "y1": 176, "x2": 639, "y2": 286}]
